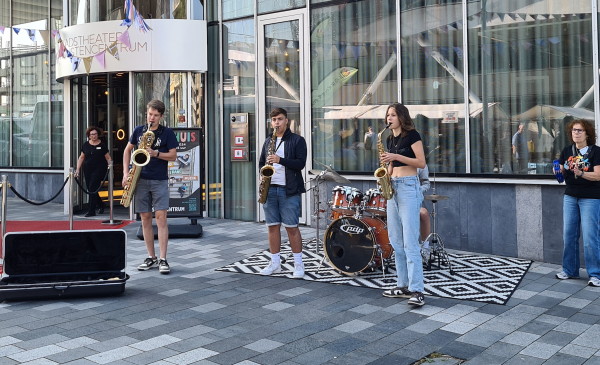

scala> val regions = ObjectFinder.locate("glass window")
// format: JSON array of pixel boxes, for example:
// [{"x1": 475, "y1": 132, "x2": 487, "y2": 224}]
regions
[
  {"x1": 401, "y1": 0, "x2": 466, "y2": 173},
  {"x1": 20, "y1": 73, "x2": 36, "y2": 86},
  {"x1": 192, "y1": 0, "x2": 204, "y2": 20},
  {"x1": 134, "y1": 72, "x2": 188, "y2": 128},
  {"x1": 258, "y1": 0, "x2": 305, "y2": 15},
  {"x1": 223, "y1": 0, "x2": 253, "y2": 20},
  {"x1": 223, "y1": 18, "x2": 255, "y2": 220},
  {"x1": 207, "y1": 24, "x2": 221, "y2": 217},
  {"x1": 207, "y1": 0, "x2": 218, "y2": 21},
  {"x1": 468, "y1": 1, "x2": 594, "y2": 175},
  {"x1": 71, "y1": 0, "x2": 185, "y2": 24},
  {"x1": 311, "y1": 0, "x2": 397, "y2": 173}
]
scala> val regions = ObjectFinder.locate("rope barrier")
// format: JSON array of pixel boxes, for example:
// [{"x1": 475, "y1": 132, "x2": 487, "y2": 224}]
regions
[
  {"x1": 9, "y1": 177, "x2": 70, "y2": 206},
  {"x1": 73, "y1": 167, "x2": 110, "y2": 195}
]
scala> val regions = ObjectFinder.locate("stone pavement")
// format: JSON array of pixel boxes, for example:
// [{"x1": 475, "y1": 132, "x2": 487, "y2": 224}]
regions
[{"x1": 0, "y1": 197, "x2": 600, "y2": 365}]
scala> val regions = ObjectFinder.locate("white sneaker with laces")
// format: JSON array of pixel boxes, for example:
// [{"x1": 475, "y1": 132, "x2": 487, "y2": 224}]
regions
[
  {"x1": 293, "y1": 262, "x2": 305, "y2": 279},
  {"x1": 556, "y1": 271, "x2": 576, "y2": 280},
  {"x1": 260, "y1": 261, "x2": 281, "y2": 275},
  {"x1": 589, "y1": 277, "x2": 600, "y2": 287}
]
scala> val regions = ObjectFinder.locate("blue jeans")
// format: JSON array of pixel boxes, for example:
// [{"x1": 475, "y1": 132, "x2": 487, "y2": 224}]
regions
[
  {"x1": 263, "y1": 186, "x2": 301, "y2": 227},
  {"x1": 562, "y1": 195, "x2": 600, "y2": 279},
  {"x1": 387, "y1": 175, "x2": 424, "y2": 292}
]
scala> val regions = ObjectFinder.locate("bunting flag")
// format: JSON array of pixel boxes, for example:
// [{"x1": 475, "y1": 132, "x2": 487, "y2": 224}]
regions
[
  {"x1": 38, "y1": 30, "x2": 50, "y2": 45},
  {"x1": 507, "y1": 14, "x2": 517, "y2": 21},
  {"x1": 518, "y1": 13, "x2": 527, "y2": 20},
  {"x1": 13, "y1": 28, "x2": 20, "y2": 35},
  {"x1": 134, "y1": 9, "x2": 152, "y2": 33},
  {"x1": 275, "y1": 62, "x2": 284, "y2": 70},
  {"x1": 233, "y1": 60, "x2": 240, "y2": 69},
  {"x1": 0, "y1": 26, "x2": 5, "y2": 34},
  {"x1": 364, "y1": 42, "x2": 371, "y2": 57},
  {"x1": 94, "y1": 51, "x2": 106, "y2": 69},
  {"x1": 351, "y1": 44, "x2": 361, "y2": 61},
  {"x1": 66, "y1": 50, "x2": 72, "y2": 58},
  {"x1": 59, "y1": 42, "x2": 66, "y2": 58},
  {"x1": 121, "y1": 0, "x2": 151, "y2": 32},
  {"x1": 497, "y1": 13, "x2": 505, "y2": 21},
  {"x1": 521, "y1": 40, "x2": 532, "y2": 50},
  {"x1": 390, "y1": 40, "x2": 397, "y2": 54},
  {"x1": 241, "y1": 60, "x2": 248, "y2": 70},
  {"x1": 106, "y1": 41, "x2": 120, "y2": 60},
  {"x1": 117, "y1": 30, "x2": 131, "y2": 49},
  {"x1": 292, "y1": 41, "x2": 300, "y2": 50},
  {"x1": 439, "y1": 25, "x2": 448, "y2": 34},
  {"x1": 336, "y1": 41, "x2": 347, "y2": 59},
  {"x1": 453, "y1": 46, "x2": 463, "y2": 60},
  {"x1": 51, "y1": 30, "x2": 59, "y2": 38},
  {"x1": 548, "y1": 36, "x2": 560, "y2": 44},
  {"x1": 71, "y1": 57, "x2": 81, "y2": 71},
  {"x1": 26, "y1": 29, "x2": 36, "y2": 42},
  {"x1": 83, "y1": 57, "x2": 93, "y2": 74},
  {"x1": 535, "y1": 38, "x2": 546, "y2": 47}
]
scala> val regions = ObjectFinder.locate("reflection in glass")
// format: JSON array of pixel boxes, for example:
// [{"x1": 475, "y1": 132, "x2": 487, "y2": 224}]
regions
[
  {"x1": 264, "y1": 21, "x2": 301, "y2": 136},
  {"x1": 71, "y1": 0, "x2": 185, "y2": 24},
  {"x1": 0, "y1": 0, "x2": 9, "y2": 166},
  {"x1": 191, "y1": 73, "x2": 204, "y2": 127},
  {"x1": 311, "y1": 0, "x2": 397, "y2": 173},
  {"x1": 135, "y1": 72, "x2": 187, "y2": 128},
  {"x1": 224, "y1": 19, "x2": 255, "y2": 220},
  {"x1": 223, "y1": 0, "x2": 253, "y2": 20},
  {"x1": 468, "y1": 1, "x2": 594, "y2": 175},
  {"x1": 207, "y1": 25, "x2": 221, "y2": 217},
  {"x1": 401, "y1": 1, "x2": 465, "y2": 173},
  {"x1": 258, "y1": 0, "x2": 305, "y2": 15}
]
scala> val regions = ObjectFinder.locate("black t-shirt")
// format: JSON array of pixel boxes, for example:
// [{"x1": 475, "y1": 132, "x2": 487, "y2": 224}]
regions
[
  {"x1": 559, "y1": 144, "x2": 600, "y2": 199},
  {"x1": 129, "y1": 125, "x2": 178, "y2": 180},
  {"x1": 80, "y1": 141, "x2": 108, "y2": 167},
  {"x1": 387, "y1": 129, "x2": 422, "y2": 167}
]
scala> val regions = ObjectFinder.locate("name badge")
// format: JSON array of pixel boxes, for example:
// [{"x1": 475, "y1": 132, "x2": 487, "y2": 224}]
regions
[{"x1": 96, "y1": 147, "x2": 101, "y2": 149}]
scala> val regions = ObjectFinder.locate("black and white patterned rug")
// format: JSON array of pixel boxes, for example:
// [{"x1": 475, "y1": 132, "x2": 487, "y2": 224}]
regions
[{"x1": 216, "y1": 242, "x2": 532, "y2": 305}]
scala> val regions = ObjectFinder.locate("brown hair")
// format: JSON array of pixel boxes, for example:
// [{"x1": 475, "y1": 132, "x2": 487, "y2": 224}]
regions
[
  {"x1": 270, "y1": 107, "x2": 288, "y2": 119},
  {"x1": 567, "y1": 119, "x2": 596, "y2": 145},
  {"x1": 85, "y1": 126, "x2": 102, "y2": 138},
  {"x1": 146, "y1": 99, "x2": 165, "y2": 115},
  {"x1": 387, "y1": 103, "x2": 415, "y2": 137}
]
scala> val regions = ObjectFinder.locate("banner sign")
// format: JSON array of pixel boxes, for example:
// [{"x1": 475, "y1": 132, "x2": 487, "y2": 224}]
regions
[{"x1": 167, "y1": 128, "x2": 202, "y2": 217}]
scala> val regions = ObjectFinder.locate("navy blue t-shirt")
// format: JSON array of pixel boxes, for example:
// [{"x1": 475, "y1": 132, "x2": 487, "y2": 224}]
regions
[{"x1": 129, "y1": 125, "x2": 178, "y2": 180}]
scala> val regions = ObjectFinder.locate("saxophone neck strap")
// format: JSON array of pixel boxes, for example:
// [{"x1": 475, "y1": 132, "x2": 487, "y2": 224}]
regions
[{"x1": 141, "y1": 124, "x2": 165, "y2": 149}]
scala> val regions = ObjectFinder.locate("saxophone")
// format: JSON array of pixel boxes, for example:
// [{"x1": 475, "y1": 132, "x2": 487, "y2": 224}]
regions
[
  {"x1": 120, "y1": 130, "x2": 156, "y2": 207},
  {"x1": 258, "y1": 127, "x2": 278, "y2": 204},
  {"x1": 374, "y1": 124, "x2": 395, "y2": 200}
]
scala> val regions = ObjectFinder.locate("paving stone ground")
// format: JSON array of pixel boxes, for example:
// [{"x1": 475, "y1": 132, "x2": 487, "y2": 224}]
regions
[{"x1": 1, "y1": 197, "x2": 600, "y2": 365}]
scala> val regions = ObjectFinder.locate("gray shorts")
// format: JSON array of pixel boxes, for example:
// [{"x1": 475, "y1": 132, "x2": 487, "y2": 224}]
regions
[{"x1": 134, "y1": 179, "x2": 169, "y2": 213}]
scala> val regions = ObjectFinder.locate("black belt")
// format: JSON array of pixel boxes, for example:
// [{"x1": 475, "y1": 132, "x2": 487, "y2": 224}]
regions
[{"x1": 271, "y1": 184, "x2": 285, "y2": 188}]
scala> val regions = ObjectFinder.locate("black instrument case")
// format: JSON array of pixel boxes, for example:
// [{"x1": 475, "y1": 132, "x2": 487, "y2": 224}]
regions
[{"x1": 0, "y1": 230, "x2": 129, "y2": 301}]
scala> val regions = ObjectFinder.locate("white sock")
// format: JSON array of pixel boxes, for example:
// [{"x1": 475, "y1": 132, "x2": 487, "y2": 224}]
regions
[
  {"x1": 293, "y1": 252, "x2": 303, "y2": 265},
  {"x1": 271, "y1": 252, "x2": 281, "y2": 265}
]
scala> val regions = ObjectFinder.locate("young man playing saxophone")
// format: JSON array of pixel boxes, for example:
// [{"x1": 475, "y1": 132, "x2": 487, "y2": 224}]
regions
[
  {"x1": 258, "y1": 108, "x2": 308, "y2": 278},
  {"x1": 123, "y1": 100, "x2": 178, "y2": 274}
]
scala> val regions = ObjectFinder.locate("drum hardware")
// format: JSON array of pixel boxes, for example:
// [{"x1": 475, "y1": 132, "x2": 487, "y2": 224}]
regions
[{"x1": 423, "y1": 166, "x2": 454, "y2": 275}]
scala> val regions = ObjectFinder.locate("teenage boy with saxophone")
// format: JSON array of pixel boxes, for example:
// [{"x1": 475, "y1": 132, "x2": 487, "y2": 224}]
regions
[
  {"x1": 258, "y1": 108, "x2": 308, "y2": 278},
  {"x1": 123, "y1": 100, "x2": 178, "y2": 274}
]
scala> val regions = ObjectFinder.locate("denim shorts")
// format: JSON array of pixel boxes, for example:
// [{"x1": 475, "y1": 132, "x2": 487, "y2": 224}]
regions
[
  {"x1": 134, "y1": 179, "x2": 169, "y2": 213},
  {"x1": 263, "y1": 186, "x2": 301, "y2": 227}
]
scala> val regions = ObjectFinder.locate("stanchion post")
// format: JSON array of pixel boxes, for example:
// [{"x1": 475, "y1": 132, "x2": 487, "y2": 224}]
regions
[
  {"x1": 69, "y1": 168, "x2": 74, "y2": 230},
  {"x1": 1, "y1": 175, "x2": 7, "y2": 248},
  {"x1": 102, "y1": 162, "x2": 122, "y2": 225}
]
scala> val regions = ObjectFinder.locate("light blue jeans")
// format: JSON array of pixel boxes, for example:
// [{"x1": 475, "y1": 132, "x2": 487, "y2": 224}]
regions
[
  {"x1": 562, "y1": 195, "x2": 600, "y2": 279},
  {"x1": 387, "y1": 175, "x2": 424, "y2": 292}
]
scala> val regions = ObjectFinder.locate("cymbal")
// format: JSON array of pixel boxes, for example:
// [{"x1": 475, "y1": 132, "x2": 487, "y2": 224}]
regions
[
  {"x1": 312, "y1": 160, "x2": 351, "y2": 184},
  {"x1": 424, "y1": 194, "x2": 449, "y2": 202}
]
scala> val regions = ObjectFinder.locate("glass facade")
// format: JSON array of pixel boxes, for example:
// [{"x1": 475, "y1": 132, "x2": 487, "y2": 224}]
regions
[
  {"x1": 223, "y1": 18, "x2": 255, "y2": 220},
  {"x1": 70, "y1": 0, "x2": 187, "y2": 24},
  {"x1": 134, "y1": 72, "x2": 189, "y2": 128},
  {"x1": 311, "y1": 0, "x2": 397, "y2": 173},
  {"x1": 0, "y1": 0, "x2": 64, "y2": 168}
]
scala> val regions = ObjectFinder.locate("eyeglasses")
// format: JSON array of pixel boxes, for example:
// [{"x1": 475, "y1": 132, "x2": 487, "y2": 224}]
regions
[
  {"x1": 89, "y1": 133, "x2": 98, "y2": 136},
  {"x1": 572, "y1": 128, "x2": 585, "y2": 134}
]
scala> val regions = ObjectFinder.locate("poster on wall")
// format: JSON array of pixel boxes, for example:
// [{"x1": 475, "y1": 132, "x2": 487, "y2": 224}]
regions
[{"x1": 167, "y1": 128, "x2": 202, "y2": 218}]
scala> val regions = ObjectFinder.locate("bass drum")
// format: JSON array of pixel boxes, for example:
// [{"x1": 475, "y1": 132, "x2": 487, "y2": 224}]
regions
[{"x1": 323, "y1": 216, "x2": 392, "y2": 274}]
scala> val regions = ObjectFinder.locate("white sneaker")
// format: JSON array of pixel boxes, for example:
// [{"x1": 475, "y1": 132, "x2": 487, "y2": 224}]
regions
[
  {"x1": 260, "y1": 261, "x2": 281, "y2": 275},
  {"x1": 589, "y1": 277, "x2": 600, "y2": 287},
  {"x1": 293, "y1": 262, "x2": 305, "y2": 279},
  {"x1": 556, "y1": 271, "x2": 576, "y2": 280}
]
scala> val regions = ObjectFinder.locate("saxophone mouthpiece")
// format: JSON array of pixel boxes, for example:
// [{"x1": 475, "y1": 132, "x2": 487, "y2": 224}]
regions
[{"x1": 385, "y1": 123, "x2": 391, "y2": 130}]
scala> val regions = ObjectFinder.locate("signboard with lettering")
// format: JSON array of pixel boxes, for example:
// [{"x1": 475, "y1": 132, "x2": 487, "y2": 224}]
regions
[
  {"x1": 167, "y1": 128, "x2": 202, "y2": 217},
  {"x1": 56, "y1": 19, "x2": 207, "y2": 80}
]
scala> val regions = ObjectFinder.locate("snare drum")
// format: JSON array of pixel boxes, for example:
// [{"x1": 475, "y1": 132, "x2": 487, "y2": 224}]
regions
[
  {"x1": 363, "y1": 188, "x2": 387, "y2": 217},
  {"x1": 323, "y1": 216, "x2": 392, "y2": 274},
  {"x1": 331, "y1": 186, "x2": 364, "y2": 215}
]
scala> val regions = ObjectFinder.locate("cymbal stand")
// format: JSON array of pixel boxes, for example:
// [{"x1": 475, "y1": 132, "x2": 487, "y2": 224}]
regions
[
  {"x1": 424, "y1": 197, "x2": 454, "y2": 275},
  {"x1": 305, "y1": 171, "x2": 327, "y2": 256}
]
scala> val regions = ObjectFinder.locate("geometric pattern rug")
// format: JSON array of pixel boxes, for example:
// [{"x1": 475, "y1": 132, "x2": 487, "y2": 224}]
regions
[{"x1": 216, "y1": 241, "x2": 533, "y2": 305}]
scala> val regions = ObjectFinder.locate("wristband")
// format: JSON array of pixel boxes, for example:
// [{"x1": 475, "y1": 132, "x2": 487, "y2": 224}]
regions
[
  {"x1": 581, "y1": 170, "x2": 585, "y2": 177},
  {"x1": 156, "y1": 151, "x2": 160, "y2": 158}
]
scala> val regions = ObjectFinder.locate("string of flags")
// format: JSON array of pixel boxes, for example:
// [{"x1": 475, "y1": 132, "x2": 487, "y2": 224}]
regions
[{"x1": 51, "y1": 0, "x2": 152, "y2": 74}]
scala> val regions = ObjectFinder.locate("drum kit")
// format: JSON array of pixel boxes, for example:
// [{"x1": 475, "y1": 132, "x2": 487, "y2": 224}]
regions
[{"x1": 308, "y1": 160, "x2": 453, "y2": 277}]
